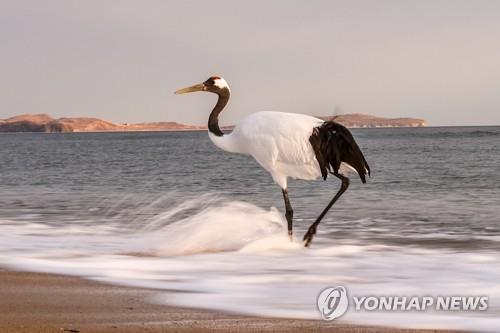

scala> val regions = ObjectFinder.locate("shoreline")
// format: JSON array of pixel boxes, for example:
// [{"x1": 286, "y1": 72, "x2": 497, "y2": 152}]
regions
[
  {"x1": 0, "y1": 126, "x2": 422, "y2": 134},
  {"x1": 0, "y1": 113, "x2": 427, "y2": 133},
  {"x1": 0, "y1": 269, "x2": 465, "y2": 333},
  {"x1": 2, "y1": 125, "x2": 500, "y2": 135}
]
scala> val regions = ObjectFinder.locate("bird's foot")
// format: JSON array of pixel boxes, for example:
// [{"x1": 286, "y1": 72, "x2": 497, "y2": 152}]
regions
[
  {"x1": 303, "y1": 226, "x2": 317, "y2": 248},
  {"x1": 288, "y1": 231, "x2": 293, "y2": 242}
]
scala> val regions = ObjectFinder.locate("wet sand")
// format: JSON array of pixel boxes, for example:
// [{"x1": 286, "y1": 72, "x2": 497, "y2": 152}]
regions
[{"x1": 0, "y1": 270, "x2": 464, "y2": 333}]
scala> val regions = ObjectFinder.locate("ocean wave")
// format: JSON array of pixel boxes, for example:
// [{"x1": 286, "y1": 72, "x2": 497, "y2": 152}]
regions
[{"x1": 1, "y1": 199, "x2": 500, "y2": 331}]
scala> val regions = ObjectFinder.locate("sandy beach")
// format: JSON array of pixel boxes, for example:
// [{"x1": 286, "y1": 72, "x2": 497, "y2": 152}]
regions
[{"x1": 0, "y1": 269, "x2": 465, "y2": 333}]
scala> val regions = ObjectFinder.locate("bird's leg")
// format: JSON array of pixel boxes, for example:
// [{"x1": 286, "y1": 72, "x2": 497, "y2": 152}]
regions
[
  {"x1": 282, "y1": 189, "x2": 294, "y2": 241},
  {"x1": 303, "y1": 174, "x2": 350, "y2": 247}
]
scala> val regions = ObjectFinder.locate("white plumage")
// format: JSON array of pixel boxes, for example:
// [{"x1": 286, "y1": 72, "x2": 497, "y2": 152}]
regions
[{"x1": 209, "y1": 111, "x2": 324, "y2": 189}]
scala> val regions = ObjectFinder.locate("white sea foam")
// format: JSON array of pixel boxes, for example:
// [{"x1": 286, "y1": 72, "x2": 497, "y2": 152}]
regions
[
  {"x1": 156, "y1": 201, "x2": 285, "y2": 255},
  {"x1": 0, "y1": 198, "x2": 499, "y2": 331}
]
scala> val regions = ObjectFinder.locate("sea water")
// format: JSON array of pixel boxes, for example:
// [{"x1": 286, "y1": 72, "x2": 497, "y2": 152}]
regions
[{"x1": 0, "y1": 127, "x2": 499, "y2": 331}]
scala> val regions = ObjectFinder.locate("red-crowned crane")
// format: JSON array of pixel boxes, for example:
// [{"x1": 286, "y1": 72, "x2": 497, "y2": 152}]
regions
[{"x1": 175, "y1": 76, "x2": 370, "y2": 247}]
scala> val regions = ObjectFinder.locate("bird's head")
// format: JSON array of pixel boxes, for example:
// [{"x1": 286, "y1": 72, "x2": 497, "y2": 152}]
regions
[{"x1": 175, "y1": 76, "x2": 230, "y2": 95}]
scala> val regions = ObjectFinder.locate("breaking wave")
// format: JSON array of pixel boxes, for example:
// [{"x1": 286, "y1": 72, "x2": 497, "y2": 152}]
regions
[{"x1": 0, "y1": 196, "x2": 499, "y2": 332}]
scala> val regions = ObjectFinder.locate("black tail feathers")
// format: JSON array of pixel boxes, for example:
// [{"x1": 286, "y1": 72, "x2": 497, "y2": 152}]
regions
[{"x1": 309, "y1": 121, "x2": 370, "y2": 183}]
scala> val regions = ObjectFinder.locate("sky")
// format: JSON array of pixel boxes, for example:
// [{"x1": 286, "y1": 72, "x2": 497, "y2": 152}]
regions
[{"x1": 1, "y1": 0, "x2": 500, "y2": 126}]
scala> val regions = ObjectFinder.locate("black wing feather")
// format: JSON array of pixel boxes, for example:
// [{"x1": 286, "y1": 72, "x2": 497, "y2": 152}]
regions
[{"x1": 309, "y1": 121, "x2": 370, "y2": 183}]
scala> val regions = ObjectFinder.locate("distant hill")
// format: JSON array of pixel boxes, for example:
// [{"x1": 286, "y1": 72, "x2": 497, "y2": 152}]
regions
[
  {"x1": 56, "y1": 117, "x2": 120, "y2": 131},
  {"x1": 0, "y1": 114, "x2": 204, "y2": 133},
  {"x1": 0, "y1": 113, "x2": 426, "y2": 133},
  {"x1": 0, "y1": 114, "x2": 73, "y2": 133},
  {"x1": 319, "y1": 113, "x2": 426, "y2": 128}
]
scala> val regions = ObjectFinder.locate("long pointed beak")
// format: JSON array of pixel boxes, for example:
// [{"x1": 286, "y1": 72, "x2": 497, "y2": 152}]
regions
[{"x1": 174, "y1": 83, "x2": 205, "y2": 95}]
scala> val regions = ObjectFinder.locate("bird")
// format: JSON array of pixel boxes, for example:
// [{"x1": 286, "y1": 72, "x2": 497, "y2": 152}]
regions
[{"x1": 175, "y1": 76, "x2": 370, "y2": 247}]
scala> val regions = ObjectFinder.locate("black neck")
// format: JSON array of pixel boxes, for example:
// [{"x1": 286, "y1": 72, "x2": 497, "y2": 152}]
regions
[{"x1": 208, "y1": 88, "x2": 230, "y2": 137}]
